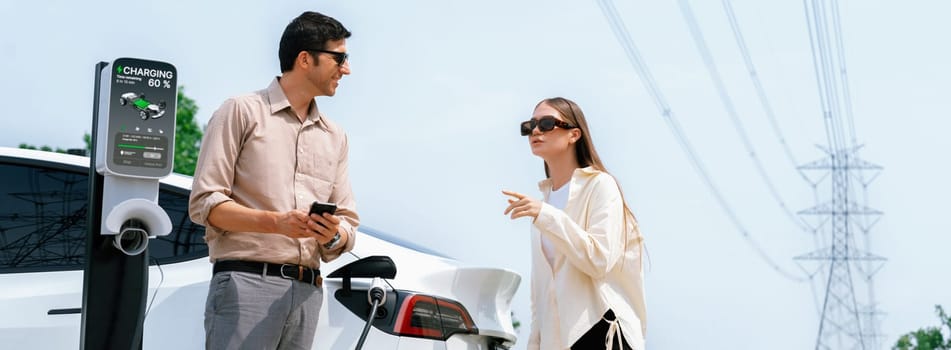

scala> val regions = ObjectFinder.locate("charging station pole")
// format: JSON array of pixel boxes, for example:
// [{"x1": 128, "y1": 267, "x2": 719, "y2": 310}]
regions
[{"x1": 81, "y1": 58, "x2": 177, "y2": 350}]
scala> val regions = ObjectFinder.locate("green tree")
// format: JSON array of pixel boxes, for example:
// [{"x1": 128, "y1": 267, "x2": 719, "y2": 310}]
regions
[
  {"x1": 173, "y1": 86, "x2": 202, "y2": 176},
  {"x1": 17, "y1": 143, "x2": 71, "y2": 154},
  {"x1": 511, "y1": 311, "x2": 521, "y2": 333},
  {"x1": 19, "y1": 86, "x2": 202, "y2": 176},
  {"x1": 894, "y1": 305, "x2": 951, "y2": 350}
]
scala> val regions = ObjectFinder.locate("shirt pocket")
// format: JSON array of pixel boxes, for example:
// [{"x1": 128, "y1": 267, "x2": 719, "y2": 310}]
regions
[
  {"x1": 313, "y1": 157, "x2": 338, "y2": 184},
  {"x1": 311, "y1": 175, "x2": 335, "y2": 202}
]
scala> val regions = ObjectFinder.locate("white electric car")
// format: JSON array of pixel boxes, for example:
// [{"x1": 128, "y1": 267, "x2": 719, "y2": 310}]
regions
[{"x1": 0, "y1": 147, "x2": 520, "y2": 349}]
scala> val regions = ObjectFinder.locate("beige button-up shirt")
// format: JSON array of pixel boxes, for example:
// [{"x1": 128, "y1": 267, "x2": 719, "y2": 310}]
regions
[
  {"x1": 528, "y1": 167, "x2": 646, "y2": 350},
  {"x1": 189, "y1": 78, "x2": 358, "y2": 269}
]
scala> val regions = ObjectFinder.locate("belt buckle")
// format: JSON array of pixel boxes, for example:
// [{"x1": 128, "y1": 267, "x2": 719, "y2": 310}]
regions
[
  {"x1": 279, "y1": 264, "x2": 296, "y2": 280},
  {"x1": 280, "y1": 264, "x2": 319, "y2": 286}
]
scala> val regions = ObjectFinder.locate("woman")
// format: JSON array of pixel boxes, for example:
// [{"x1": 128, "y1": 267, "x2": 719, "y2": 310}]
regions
[{"x1": 503, "y1": 97, "x2": 646, "y2": 349}]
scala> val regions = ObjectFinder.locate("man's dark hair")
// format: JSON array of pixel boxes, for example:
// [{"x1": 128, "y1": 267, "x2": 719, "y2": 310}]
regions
[{"x1": 279, "y1": 11, "x2": 352, "y2": 72}]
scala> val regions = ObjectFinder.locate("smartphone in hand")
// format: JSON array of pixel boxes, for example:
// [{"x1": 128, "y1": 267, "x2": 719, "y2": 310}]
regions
[
  {"x1": 310, "y1": 201, "x2": 337, "y2": 217},
  {"x1": 309, "y1": 201, "x2": 338, "y2": 228}
]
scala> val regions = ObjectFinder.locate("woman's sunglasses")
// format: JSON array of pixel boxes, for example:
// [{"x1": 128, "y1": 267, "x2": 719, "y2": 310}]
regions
[{"x1": 520, "y1": 116, "x2": 576, "y2": 136}]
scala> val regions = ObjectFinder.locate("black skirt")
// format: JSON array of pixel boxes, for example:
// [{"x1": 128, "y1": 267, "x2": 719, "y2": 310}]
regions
[{"x1": 570, "y1": 310, "x2": 633, "y2": 350}]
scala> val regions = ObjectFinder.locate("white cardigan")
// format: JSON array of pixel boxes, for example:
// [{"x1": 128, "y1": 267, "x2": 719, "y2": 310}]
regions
[{"x1": 528, "y1": 167, "x2": 647, "y2": 350}]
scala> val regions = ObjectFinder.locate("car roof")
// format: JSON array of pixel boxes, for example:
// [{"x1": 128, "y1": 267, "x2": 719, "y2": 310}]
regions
[
  {"x1": 0, "y1": 146, "x2": 452, "y2": 259},
  {"x1": 0, "y1": 146, "x2": 194, "y2": 190}
]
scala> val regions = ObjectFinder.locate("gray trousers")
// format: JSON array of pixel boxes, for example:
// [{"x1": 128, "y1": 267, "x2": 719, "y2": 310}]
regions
[{"x1": 204, "y1": 271, "x2": 323, "y2": 350}]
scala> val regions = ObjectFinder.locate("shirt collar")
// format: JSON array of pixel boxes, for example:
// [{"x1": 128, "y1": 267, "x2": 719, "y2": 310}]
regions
[
  {"x1": 537, "y1": 166, "x2": 599, "y2": 191},
  {"x1": 266, "y1": 77, "x2": 325, "y2": 126}
]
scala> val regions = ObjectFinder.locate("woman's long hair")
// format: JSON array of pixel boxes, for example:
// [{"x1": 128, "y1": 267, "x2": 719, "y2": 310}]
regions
[{"x1": 537, "y1": 97, "x2": 643, "y2": 255}]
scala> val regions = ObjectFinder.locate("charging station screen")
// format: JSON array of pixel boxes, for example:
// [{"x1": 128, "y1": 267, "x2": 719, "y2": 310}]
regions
[{"x1": 103, "y1": 58, "x2": 177, "y2": 177}]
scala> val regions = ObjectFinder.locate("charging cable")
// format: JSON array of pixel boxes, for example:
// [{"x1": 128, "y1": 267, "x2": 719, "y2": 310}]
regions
[{"x1": 355, "y1": 277, "x2": 387, "y2": 350}]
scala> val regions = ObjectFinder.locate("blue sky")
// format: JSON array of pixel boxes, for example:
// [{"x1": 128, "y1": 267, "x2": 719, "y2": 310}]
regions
[{"x1": 2, "y1": 1, "x2": 949, "y2": 349}]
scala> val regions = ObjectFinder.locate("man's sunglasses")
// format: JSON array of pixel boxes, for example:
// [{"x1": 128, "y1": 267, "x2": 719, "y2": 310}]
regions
[
  {"x1": 520, "y1": 116, "x2": 576, "y2": 136},
  {"x1": 308, "y1": 49, "x2": 349, "y2": 66}
]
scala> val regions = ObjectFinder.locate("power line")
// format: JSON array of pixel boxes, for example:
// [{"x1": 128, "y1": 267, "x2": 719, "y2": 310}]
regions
[
  {"x1": 829, "y1": 0, "x2": 859, "y2": 149},
  {"x1": 678, "y1": 0, "x2": 812, "y2": 233},
  {"x1": 596, "y1": 0, "x2": 807, "y2": 282},
  {"x1": 720, "y1": 0, "x2": 811, "y2": 181},
  {"x1": 802, "y1": 0, "x2": 837, "y2": 152}
]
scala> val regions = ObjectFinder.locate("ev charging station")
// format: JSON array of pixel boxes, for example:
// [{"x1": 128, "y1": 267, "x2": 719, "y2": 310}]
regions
[{"x1": 81, "y1": 58, "x2": 177, "y2": 350}]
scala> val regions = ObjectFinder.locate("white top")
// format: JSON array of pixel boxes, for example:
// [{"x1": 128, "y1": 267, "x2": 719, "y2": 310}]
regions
[{"x1": 542, "y1": 183, "x2": 570, "y2": 267}]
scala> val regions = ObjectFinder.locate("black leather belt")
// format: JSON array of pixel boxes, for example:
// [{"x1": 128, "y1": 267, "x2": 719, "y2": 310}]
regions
[{"x1": 213, "y1": 260, "x2": 322, "y2": 287}]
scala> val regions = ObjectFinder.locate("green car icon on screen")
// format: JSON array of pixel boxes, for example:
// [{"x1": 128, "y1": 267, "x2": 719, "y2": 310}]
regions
[{"x1": 119, "y1": 92, "x2": 167, "y2": 120}]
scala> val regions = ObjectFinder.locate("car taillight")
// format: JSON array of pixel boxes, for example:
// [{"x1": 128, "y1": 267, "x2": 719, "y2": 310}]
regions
[{"x1": 393, "y1": 294, "x2": 478, "y2": 340}]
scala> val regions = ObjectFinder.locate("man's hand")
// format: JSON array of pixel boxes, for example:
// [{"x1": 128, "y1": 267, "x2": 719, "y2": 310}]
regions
[
  {"x1": 309, "y1": 212, "x2": 342, "y2": 245},
  {"x1": 274, "y1": 209, "x2": 318, "y2": 239},
  {"x1": 271, "y1": 209, "x2": 342, "y2": 245}
]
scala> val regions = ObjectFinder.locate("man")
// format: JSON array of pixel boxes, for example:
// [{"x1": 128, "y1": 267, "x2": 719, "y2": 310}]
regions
[{"x1": 189, "y1": 11, "x2": 357, "y2": 349}]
